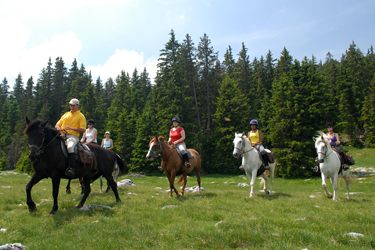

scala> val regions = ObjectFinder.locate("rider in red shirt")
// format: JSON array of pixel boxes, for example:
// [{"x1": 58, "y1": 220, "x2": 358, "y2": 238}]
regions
[{"x1": 168, "y1": 117, "x2": 190, "y2": 168}]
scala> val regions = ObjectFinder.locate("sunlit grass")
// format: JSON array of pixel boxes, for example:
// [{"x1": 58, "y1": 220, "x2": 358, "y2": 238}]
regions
[{"x1": 0, "y1": 147, "x2": 374, "y2": 249}]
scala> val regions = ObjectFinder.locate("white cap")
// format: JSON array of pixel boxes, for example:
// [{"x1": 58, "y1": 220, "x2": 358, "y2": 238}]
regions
[
  {"x1": 105, "y1": 131, "x2": 110, "y2": 134},
  {"x1": 69, "y1": 98, "x2": 79, "y2": 105}
]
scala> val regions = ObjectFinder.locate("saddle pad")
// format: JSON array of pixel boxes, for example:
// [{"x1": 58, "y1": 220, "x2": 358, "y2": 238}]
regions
[
  {"x1": 60, "y1": 141, "x2": 91, "y2": 159},
  {"x1": 176, "y1": 149, "x2": 194, "y2": 160}
]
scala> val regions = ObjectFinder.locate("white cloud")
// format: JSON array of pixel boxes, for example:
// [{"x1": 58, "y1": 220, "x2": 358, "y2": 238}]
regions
[
  {"x1": 87, "y1": 49, "x2": 158, "y2": 83},
  {"x1": 0, "y1": 24, "x2": 81, "y2": 86}
]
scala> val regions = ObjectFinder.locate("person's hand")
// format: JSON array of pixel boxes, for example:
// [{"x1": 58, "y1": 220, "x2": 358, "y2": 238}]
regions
[
  {"x1": 56, "y1": 126, "x2": 63, "y2": 131},
  {"x1": 173, "y1": 141, "x2": 178, "y2": 145}
]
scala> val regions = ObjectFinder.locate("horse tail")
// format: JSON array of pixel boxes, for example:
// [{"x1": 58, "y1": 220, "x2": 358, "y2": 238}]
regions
[
  {"x1": 115, "y1": 153, "x2": 127, "y2": 175},
  {"x1": 340, "y1": 170, "x2": 355, "y2": 187},
  {"x1": 115, "y1": 153, "x2": 126, "y2": 174}
]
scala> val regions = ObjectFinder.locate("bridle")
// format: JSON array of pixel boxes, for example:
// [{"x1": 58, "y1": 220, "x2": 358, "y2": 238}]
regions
[
  {"x1": 234, "y1": 134, "x2": 255, "y2": 156},
  {"x1": 28, "y1": 128, "x2": 61, "y2": 156},
  {"x1": 316, "y1": 141, "x2": 333, "y2": 159}
]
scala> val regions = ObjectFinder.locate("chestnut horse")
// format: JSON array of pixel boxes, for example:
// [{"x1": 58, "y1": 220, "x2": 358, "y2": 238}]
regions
[
  {"x1": 24, "y1": 118, "x2": 126, "y2": 214},
  {"x1": 146, "y1": 136, "x2": 201, "y2": 197}
]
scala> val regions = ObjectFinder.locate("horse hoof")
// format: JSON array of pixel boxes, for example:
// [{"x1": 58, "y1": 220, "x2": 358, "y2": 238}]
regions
[
  {"x1": 75, "y1": 204, "x2": 83, "y2": 209},
  {"x1": 29, "y1": 207, "x2": 37, "y2": 213},
  {"x1": 49, "y1": 210, "x2": 57, "y2": 215},
  {"x1": 265, "y1": 190, "x2": 270, "y2": 195},
  {"x1": 66, "y1": 189, "x2": 71, "y2": 194},
  {"x1": 169, "y1": 194, "x2": 173, "y2": 198},
  {"x1": 116, "y1": 199, "x2": 122, "y2": 203}
]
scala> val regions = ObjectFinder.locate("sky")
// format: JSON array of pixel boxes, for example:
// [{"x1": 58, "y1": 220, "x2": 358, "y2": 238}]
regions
[{"x1": 1, "y1": 0, "x2": 374, "y2": 89}]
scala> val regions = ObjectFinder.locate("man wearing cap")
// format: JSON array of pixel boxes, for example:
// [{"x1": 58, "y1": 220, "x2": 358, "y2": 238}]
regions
[{"x1": 55, "y1": 98, "x2": 86, "y2": 178}]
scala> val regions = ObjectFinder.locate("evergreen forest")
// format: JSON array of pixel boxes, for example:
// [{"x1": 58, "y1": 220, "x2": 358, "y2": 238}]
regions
[{"x1": 1, "y1": 30, "x2": 375, "y2": 178}]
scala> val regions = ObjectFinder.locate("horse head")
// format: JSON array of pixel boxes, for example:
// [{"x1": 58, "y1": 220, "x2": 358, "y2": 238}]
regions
[
  {"x1": 233, "y1": 132, "x2": 245, "y2": 158},
  {"x1": 314, "y1": 131, "x2": 329, "y2": 163},
  {"x1": 146, "y1": 135, "x2": 164, "y2": 161},
  {"x1": 24, "y1": 117, "x2": 49, "y2": 162}
]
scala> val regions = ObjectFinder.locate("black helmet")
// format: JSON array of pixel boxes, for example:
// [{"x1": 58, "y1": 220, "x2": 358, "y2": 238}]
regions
[
  {"x1": 171, "y1": 117, "x2": 181, "y2": 123},
  {"x1": 87, "y1": 119, "x2": 95, "y2": 125},
  {"x1": 325, "y1": 122, "x2": 333, "y2": 128}
]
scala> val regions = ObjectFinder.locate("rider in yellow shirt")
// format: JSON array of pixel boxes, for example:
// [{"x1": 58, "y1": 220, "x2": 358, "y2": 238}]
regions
[{"x1": 55, "y1": 98, "x2": 86, "y2": 178}]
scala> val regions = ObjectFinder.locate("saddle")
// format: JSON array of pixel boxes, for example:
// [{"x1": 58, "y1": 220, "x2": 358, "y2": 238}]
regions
[{"x1": 60, "y1": 140, "x2": 94, "y2": 167}]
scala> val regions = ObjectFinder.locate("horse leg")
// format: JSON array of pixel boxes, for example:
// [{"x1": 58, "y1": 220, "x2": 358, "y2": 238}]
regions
[
  {"x1": 100, "y1": 175, "x2": 103, "y2": 193},
  {"x1": 169, "y1": 172, "x2": 180, "y2": 197},
  {"x1": 79, "y1": 177, "x2": 84, "y2": 195},
  {"x1": 66, "y1": 179, "x2": 72, "y2": 194},
  {"x1": 332, "y1": 175, "x2": 339, "y2": 201},
  {"x1": 249, "y1": 170, "x2": 257, "y2": 197},
  {"x1": 321, "y1": 173, "x2": 332, "y2": 199},
  {"x1": 180, "y1": 173, "x2": 187, "y2": 196},
  {"x1": 76, "y1": 177, "x2": 91, "y2": 208},
  {"x1": 194, "y1": 165, "x2": 202, "y2": 195},
  {"x1": 26, "y1": 171, "x2": 43, "y2": 212},
  {"x1": 260, "y1": 173, "x2": 269, "y2": 195},
  {"x1": 103, "y1": 173, "x2": 121, "y2": 202},
  {"x1": 269, "y1": 163, "x2": 275, "y2": 195},
  {"x1": 50, "y1": 177, "x2": 61, "y2": 215}
]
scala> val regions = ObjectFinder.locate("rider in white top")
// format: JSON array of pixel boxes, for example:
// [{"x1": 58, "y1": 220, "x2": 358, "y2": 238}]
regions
[{"x1": 81, "y1": 119, "x2": 97, "y2": 144}]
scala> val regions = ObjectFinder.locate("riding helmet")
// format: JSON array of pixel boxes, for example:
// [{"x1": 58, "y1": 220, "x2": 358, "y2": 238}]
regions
[
  {"x1": 172, "y1": 117, "x2": 181, "y2": 123},
  {"x1": 250, "y1": 119, "x2": 258, "y2": 125},
  {"x1": 325, "y1": 122, "x2": 333, "y2": 128}
]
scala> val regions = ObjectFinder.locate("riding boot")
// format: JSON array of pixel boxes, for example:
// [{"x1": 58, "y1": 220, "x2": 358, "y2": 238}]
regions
[
  {"x1": 65, "y1": 153, "x2": 76, "y2": 178},
  {"x1": 339, "y1": 152, "x2": 349, "y2": 171},
  {"x1": 183, "y1": 153, "x2": 191, "y2": 168},
  {"x1": 262, "y1": 154, "x2": 270, "y2": 170}
]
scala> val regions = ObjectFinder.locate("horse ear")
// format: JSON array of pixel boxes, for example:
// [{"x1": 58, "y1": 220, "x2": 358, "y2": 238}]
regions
[
  {"x1": 313, "y1": 136, "x2": 316, "y2": 141},
  {"x1": 41, "y1": 119, "x2": 49, "y2": 128},
  {"x1": 149, "y1": 135, "x2": 153, "y2": 140},
  {"x1": 26, "y1": 117, "x2": 31, "y2": 125}
]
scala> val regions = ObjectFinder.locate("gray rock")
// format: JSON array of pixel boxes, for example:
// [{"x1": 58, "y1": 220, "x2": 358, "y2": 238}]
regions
[
  {"x1": 79, "y1": 204, "x2": 111, "y2": 211},
  {"x1": 0, "y1": 243, "x2": 26, "y2": 250}
]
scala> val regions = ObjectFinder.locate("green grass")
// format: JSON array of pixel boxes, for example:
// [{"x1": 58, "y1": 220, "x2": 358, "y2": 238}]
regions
[{"x1": 0, "y1": 147, "x2": 375, "y2": 249}]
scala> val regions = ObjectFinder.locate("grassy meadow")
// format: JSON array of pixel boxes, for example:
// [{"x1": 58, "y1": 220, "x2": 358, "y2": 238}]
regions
[{"x1": 0, "y1": 146, "x2": 375, "y2": 249}]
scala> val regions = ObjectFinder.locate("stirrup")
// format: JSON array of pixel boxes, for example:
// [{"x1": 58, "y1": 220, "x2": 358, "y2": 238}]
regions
[
  {"x1": 65, "y1": 168, "x2": 75, "y2": 178},
  {"x1": 185, "y1": 162, "x2": 191, "y2": 168},
  {"x1": 157, "y1": 165, "x2": 163, "y2": 171},
  {"x1": 263, "y1": 165, "x2": 269, "y2": 170},
  {"x1": 342, "y1": 164, "x2": 349, "y2": 171},
  {"x1": 239, "y1": 165, "x2": 244, "y2": 170}
]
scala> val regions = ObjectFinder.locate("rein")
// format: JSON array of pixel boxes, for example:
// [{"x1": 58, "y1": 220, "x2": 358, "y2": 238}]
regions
[
  {"x1": 149, "y1": 139, "x2": 175, "y2": 166},
  {"x1": 235, "y1": 135, "x2": 255, "y2": 156},
  {"x1": 317, "y1": 142, "x2": 334, "y2": 159},
  {"x1": 28, "y1": 129, "x2": 61, "y2": 156}
]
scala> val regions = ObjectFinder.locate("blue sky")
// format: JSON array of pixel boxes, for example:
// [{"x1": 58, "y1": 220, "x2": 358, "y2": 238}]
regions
[{"x1": 1, "y1": 0, "x2": 374, "y2": 88}]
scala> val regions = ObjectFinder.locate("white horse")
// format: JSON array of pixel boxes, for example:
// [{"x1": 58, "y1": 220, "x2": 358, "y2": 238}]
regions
[
  {"x1": 314, "y1": 131, "x2": 353, "y2": 201},
  {"x1": 232, "y1": 132, "x2": 276, "y2": 197}
]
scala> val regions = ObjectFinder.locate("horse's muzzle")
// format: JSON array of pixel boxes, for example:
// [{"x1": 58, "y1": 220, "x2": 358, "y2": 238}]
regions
[
  {"x1": 146, "y1": 155, "x2": 154, "y2": 161},
  {"x1": 233, "y1": 152, "x2": 240, "y2": 158},
  {"x1": 29, "y1": 153, "x2": 38, "y2": 162}
]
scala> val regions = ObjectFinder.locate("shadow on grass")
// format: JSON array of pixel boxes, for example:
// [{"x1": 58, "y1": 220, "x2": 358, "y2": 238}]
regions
[{"x1": 257, "y1": 191, "x2": 292, "y2": 200}]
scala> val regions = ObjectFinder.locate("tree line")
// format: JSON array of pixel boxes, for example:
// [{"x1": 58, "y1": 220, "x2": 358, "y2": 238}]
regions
[{"x1": 1, "y1": 29, "x2": 374, "y2": 177}]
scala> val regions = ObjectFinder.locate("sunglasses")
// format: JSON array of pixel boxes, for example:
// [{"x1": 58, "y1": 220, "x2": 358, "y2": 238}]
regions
[{"x1": 88, "y1": 123, "x2": 93, "y2": 125}]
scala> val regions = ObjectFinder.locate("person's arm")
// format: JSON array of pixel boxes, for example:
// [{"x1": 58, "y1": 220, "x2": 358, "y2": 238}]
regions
[
  {"x1": 168, "y1": 130, "x2": 172, "y2": 144},
  {"x1": 101, "y1": 140, "x2": 104, "y2": 147},
  {"x1": 65, "y1": 126, "x2": 86, "y2": 133},
  {"x1": 108, "y1": 139, "x2": 114, "y2": 150},
  {"x1": 81, "y1": 131, "x2": 86, "y2": 142},
  {"x1": 173, "y1": 129, "x2": 186, "y2": 145},
  {"x1": 335, "y1": 133, "x2": 341, "y2": 145},
  {"x1": 254, "y1": 130, "x2": 263, "y2": 145}
]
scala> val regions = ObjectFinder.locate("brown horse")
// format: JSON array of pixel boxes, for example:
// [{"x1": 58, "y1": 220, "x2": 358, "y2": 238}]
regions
[{"x1": 146, "y1": 135, "x2": 201, "y2": 197}]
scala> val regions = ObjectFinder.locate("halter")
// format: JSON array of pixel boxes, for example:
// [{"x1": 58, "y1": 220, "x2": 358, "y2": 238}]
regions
[
  {"x1": 234, "y1": 134, "x2": 255, "y2": 156},
  {"x1": 148, "y1": 138, "x2": 162, "y2": 155}
]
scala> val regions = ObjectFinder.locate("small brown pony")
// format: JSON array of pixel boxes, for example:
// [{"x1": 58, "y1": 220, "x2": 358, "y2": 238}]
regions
[{"x1": 146, "y1": 135, "x2": 201, "y2": 197}]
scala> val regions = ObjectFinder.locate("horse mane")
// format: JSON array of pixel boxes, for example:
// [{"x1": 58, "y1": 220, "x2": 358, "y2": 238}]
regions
[
  {"x1": 24, "y1": 119, "x2": 60, "y2": 140},
  {"x1": 314, "y1": 131, "x2": 330, "y2": 148}
]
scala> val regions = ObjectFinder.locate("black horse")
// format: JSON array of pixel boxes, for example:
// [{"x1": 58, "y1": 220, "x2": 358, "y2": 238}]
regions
[{"x1": 24, "y1": 118, "x2": 127, "y2": 214}]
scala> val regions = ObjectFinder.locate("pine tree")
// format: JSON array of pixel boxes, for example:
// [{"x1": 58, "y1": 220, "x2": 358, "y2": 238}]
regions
[{"x1": 211, "y1": 76, "x2": 250, "y2": 174}]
